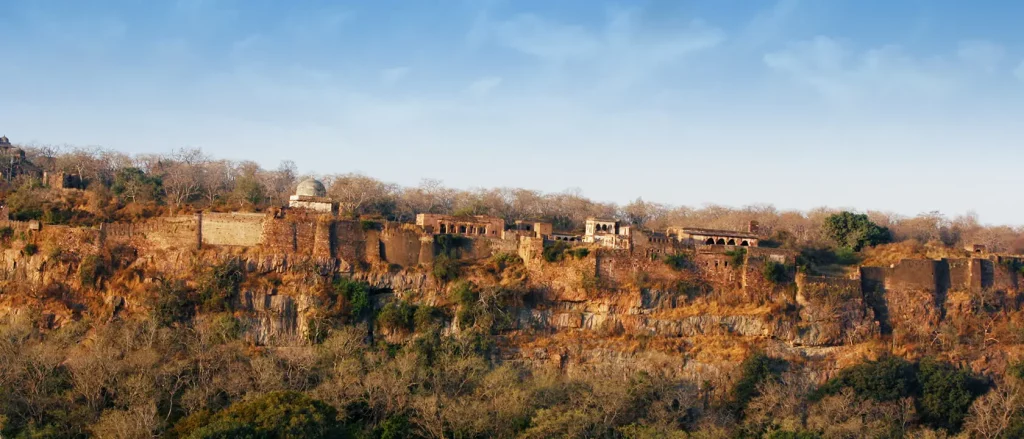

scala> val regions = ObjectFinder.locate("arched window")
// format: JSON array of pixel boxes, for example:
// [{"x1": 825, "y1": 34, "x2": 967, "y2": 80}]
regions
[
  {"x1": 716, "y1": 238, "x2": 726, "y2": 245},
  {"x1": 727, "y1": 239, "x2": 736, "y2": 245},
  {"x1": 705, "y1": 238, "x2": 715, "y2": 245},
  {"x1": 740, "y1": 240, "x2": 749, "y2": 246}
]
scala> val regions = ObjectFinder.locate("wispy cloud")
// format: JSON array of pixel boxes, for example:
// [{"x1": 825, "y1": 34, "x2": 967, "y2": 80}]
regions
[
  {"x1": 474, "y1": 7, "x2": 724, "y2": 93},
  {"x1": 956, "y1": 40, "x2": 1005, "y2": 73},
  {"x1": 466, "y1": 76, "x2": 503, "y2": 97},
  {"x1": 283, "y1": 9, "x2": 352, "y2": 40},
  {"x1": 491, "y1": 14, "x2": 602, "y2": 61},
  {"x1": 380, "y1": 66, "x2": 410, "y2": 85},
  {"x1": 484, "y1": 9, "x2": 723, "y2": 62},
  {"x1": 764, "y1": 36, "x2": 965, "y2": 105},
  {"x1": 738, "y1": 0, "x2": 801, "y2": 49}
]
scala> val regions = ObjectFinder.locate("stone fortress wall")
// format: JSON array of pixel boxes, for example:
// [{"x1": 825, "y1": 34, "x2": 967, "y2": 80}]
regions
[
  {"x1": 77, "y1": 208, "x2": 504, "y2": 271},
  {"x1": 859, "y1": 256, "x2": 1022, "y2": 295},
  {"x1": 12, "y1": 205, "x2": 1020, "y2": 304},
  {"x1": 201, "y1": 212, "x2": 266, "y2": 247},
  {"x1": 4, "y1": 173, "x2": 1021, "y2": 311}
]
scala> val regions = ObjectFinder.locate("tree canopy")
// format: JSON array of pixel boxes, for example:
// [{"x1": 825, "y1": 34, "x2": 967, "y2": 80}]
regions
[{"x1": 823, "y1": 211, "x2": 892, "y2": 251}]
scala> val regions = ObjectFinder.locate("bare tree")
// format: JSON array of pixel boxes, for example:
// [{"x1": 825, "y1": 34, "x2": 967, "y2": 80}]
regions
[
  {"x1": 328, "y1": 173, "x2": 398, "y2": 217},
  {"x1": 262, "y1": 160, "x2": 298, "y2": 207},
  {"x1": 231, "y1": 161, "x2": 267, "y2": 209},
  {"x1": 159, "y1": 148, "x2": 208, "y2": 209},
  {"x1": 198, "y1": 159, "x2": 234, "y2": 205},
  {"x1": 54, "y1": 147, "x2": 109, "y2": 183},
  {"x1": 964, "y1": 379, "x2": 1023, "y2": 439}
]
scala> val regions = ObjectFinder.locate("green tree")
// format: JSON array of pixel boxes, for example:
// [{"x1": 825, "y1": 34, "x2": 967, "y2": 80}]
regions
[
  {"x1": 917, "y1": 357, "x2": 983, "y2": 431},
  {"x1": 376, "y1": 300, "x2": 415, "y2": 334},
  {"x1": 662, "y1": 253, "x2": 689, "y2": 271},
  {"x1": 330, "y1": 276, "x2": 372, "y2": 321},
  {"x1": 814, "y1": 356, "x2": 916, "y2": 402},
  {"x1": 197, "y1": 260, "x2": 244, "y2": 313},
  {"x1": 432, "y1": 254, "x2": 461, "y2": 283},
  {"x1": 762, "y1": 260, "x2": 788, "y2": 283},
  {"x1": 432, "y1": 234, "x2": 467, "y2": 283},
  {"x1": 182, "y1": 391, "x2": 341, "y2": 439},
  {"x1": 730, "y1": 352, "x2": 785, "y2": 415},
  {"x1": 152, "y1": 280, "x2": 197, "y2": 326},
  {"x1": 822, "y1": 211, "x2": 892, "y2": 251},
  {"x1": 112, "y1": 167, "x2": 163, "y2": 204},
  {"x1": 232, "y1": 172, "x2": 266, "y2": 208},
  {"x1": 78, "y1": 255, "x2": 107, "y2": 288},
  {"x1": 543, "y1": 241, "x2": 570, "y2": 263}
]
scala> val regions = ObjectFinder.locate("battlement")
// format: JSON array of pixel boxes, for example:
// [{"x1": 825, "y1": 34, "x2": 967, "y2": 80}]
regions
[{"x1": 859, "y1": 256, "x2": 1018, "y2": 294}]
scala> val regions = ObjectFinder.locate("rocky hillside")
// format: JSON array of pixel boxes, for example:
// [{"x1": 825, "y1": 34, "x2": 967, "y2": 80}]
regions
[{"x1": 3, "y1": 220, "x2": 1024, "y2": 437}]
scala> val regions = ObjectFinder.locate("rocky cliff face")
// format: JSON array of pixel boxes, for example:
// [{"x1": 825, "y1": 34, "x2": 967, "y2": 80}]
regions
[{"x1": 0, "y1": 240, "x2": 1019, "y2": 382}]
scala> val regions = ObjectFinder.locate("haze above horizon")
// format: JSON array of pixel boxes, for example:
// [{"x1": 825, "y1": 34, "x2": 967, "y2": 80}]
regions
[{"x1": 2, "y1": 0, "x2": 1023, "y2": 225}]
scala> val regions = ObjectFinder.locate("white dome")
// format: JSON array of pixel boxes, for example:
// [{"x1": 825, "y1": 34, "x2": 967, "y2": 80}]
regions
[{"x1": 295, "y1": 178, "x2": 326, "y2": 197}]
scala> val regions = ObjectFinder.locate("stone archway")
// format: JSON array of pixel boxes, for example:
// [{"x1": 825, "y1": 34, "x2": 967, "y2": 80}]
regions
[
  {"x1": 740, "y1": 240, "x2": 749, "y2": 246},
  {"x1": 727, "y1": 239, "x2": 736, "y2": 245},
  {"x1": 716, "y1": 238, "x2": 726, "y2": 245},
  {"x1": 705, "y1": 238, "x2": 715, "y2": 245}
]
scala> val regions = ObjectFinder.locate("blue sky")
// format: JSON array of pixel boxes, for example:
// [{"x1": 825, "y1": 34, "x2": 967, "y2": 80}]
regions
[{"x1": 2, "y1": 0, "x2": 1024, "y2": 224}]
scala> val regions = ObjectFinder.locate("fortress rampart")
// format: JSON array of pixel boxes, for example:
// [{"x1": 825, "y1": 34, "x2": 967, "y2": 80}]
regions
[{"x1": 858, "y1": 257, "x2": 1022, "y2": 295}]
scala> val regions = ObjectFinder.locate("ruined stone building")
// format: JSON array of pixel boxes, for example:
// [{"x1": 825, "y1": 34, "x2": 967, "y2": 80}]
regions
[
  {"x1": 509, "y1": 220, "x2": 554, "y2": 239},
  {"x1": 0, "y1": 136, "x2": 81, "y2": 187},
  {"x1": 667, "y1": 223, "x2": 760, "y2": 247},
  {"x1": 583, "y1": 217, "x2": 631, "y2": 249},
  {"x1": 416, "y1": 213, "x2": 504, "y2": 237},
  {"x1": 42, "y1": 171, "x2": 84, "y2": 189},
  {"x1": 0, "y1": 136, "x2": 41, "y2": 182},
  {"x1": 550, "y1": 232, "x2": 582, "y2": 242}
]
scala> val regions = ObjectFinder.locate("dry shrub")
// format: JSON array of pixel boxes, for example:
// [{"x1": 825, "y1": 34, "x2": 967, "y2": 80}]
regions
[{"x1": 860, "y1": 240, "x2": 969, "y2": 267}]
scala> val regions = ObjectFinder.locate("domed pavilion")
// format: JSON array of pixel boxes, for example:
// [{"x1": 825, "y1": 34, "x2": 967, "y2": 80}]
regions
[{"x1": 288, "y1": 178, "x2": 335, "y2": 213}]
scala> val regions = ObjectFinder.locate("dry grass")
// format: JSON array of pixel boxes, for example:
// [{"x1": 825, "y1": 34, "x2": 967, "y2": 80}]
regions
[
  {"x1": 685, "y1": 336, "x2": 752, "y2": 362},
  {"x1": 653, "y1": 300, "x2": 774, "y2": 320},
  {"x1": 860, "y1": 240, "x2": 970, "y2": 267}
]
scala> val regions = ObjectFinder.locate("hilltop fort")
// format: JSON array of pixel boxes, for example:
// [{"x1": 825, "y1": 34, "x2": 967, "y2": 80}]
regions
[
  {"x1": 3, "y1": 166, "x2": 1021, "y2": 351},
  {"x1": 2, "y1": 135, "x2": 1024, "y2": 437}
]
